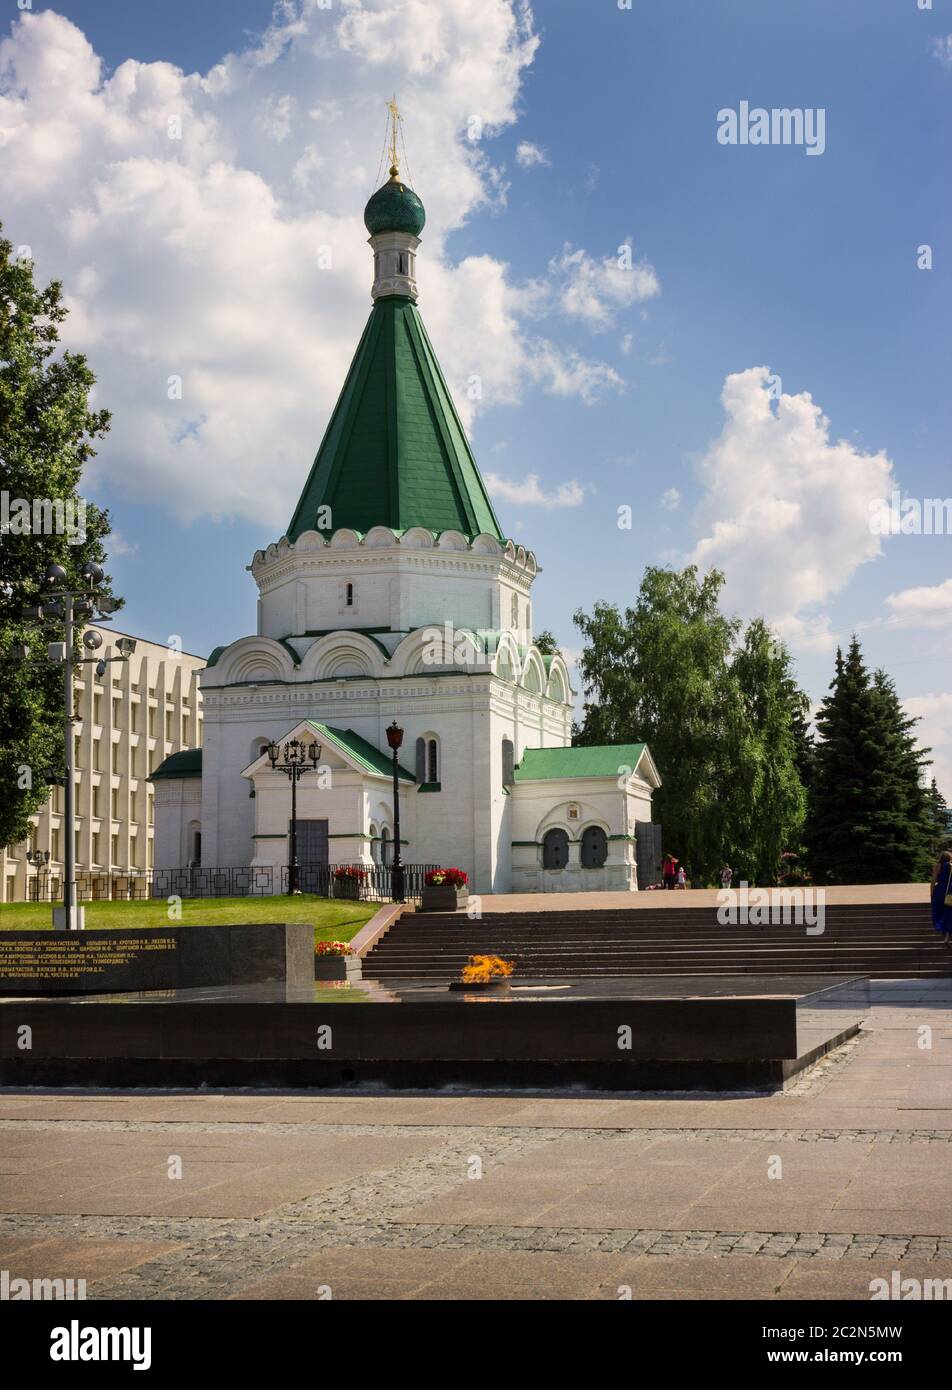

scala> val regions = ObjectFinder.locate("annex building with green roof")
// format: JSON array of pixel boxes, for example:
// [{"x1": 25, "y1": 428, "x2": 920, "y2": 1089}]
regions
[{"x1": 152, "y1": 141, "x2": 659, "y2": 894}]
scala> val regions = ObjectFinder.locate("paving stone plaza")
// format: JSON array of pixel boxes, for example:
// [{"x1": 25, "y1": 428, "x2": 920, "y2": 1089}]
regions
[{"x1": 2, "y1": 978, "x2": 949, "y2": 1301}]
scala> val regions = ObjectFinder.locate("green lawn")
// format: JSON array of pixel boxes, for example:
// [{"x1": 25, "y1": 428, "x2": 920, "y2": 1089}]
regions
[{"x1": 0, "y1": 895, "x2": 377, "y2": 949}]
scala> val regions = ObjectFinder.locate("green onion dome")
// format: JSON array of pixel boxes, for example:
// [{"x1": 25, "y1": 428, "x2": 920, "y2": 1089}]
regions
[{"x1": 364, "y1": 166, "x2": 426, "y2": 237}]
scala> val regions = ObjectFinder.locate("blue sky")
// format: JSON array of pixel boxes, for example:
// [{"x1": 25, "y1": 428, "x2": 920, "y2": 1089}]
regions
[{"x1": 3, "y1": 1, "x2": 951, "y2": 778}]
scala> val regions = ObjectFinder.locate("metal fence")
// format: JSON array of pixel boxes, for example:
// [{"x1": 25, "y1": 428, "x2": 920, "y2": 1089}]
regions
[
  {"x1": 150, "y1": 866, "x2": 274, "y2": 899},
  {"x1": 20, "y1": 871, "x2": 155, "y2": 903},
  {"x1": 281, "y1": 863, "x2": 438, "y2": 903},
  {"x1": 9, "y1": 863, "x2": 437, "y2": 904}
]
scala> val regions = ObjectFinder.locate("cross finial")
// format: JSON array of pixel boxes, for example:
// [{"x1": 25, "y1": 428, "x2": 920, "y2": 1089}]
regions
[{"x1": 387, "y1": 95, "x2": 401, "y2": 177}]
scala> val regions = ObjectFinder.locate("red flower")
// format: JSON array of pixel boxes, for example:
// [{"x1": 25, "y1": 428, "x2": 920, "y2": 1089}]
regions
[{"x1": 425, "y1": 867, "x2": 468, "y2": 887}]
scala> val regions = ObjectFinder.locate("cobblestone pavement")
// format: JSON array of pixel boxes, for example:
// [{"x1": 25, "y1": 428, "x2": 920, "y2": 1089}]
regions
[
  {"x1": 0, "y1": 987, "x2": 950, "y2": 1300},
  {"x1": 3, "y1": 1211, "x2": 952, "y2": 1301}
]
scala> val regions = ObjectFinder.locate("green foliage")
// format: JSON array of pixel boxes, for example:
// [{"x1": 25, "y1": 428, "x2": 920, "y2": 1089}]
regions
[
  {"x1": 806, "y1": 638, "x2": 934, "y2": 883},
  {"x1": 574, "y1": 566, "x2": 808, "y2": 885},
  {"x1": 0, "y1": 230, "x2": 116, "y2": 848},
  {"x1": 532, "y1": 629, "x2": 560, "y2": 656},
  {"x1": 926, "y1": 778, "x2": 951, "y2": 860}
]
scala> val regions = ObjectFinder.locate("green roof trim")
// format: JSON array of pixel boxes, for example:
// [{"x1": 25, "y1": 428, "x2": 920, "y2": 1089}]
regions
[
  {"x1": 513, "y1": 744, "x2": 649, "y2": 782},
  {"x1": 284, "y1": 630, "x2": 393, "y2": 661},
  {"x1": 149, "y1": 748, "x2": 203, "y2": 781},
  {"x1": 306, "y1": 722, "x2": 415, "y2": 782},
  {"x1": 287, "y1": 297, "x2": 505, "y2": 543},
  {"x1": 206, "y1": 646, "x2": 226, "y2": 669}
]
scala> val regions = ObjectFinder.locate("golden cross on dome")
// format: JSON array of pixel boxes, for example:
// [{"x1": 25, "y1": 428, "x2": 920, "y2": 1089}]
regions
[{"x1": 387, "y1": 95, "x2": 401, "y2": 176}]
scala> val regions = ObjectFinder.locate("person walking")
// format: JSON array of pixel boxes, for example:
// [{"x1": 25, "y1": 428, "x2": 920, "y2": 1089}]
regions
[
  {"x1": 931, "y1": 851, "x2": 952, "y2": 945},
  {"x1": 720, "y1": 864, "x2": 733, "y2": 890},
  {"x1": 662, "y1": 853, "x2": 678, "y2": 891}
]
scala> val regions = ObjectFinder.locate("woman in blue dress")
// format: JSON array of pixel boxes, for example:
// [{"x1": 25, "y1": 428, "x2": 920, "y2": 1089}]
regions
[{"x1": 930, "y1": 851, "x2": 952, "y2": 943}]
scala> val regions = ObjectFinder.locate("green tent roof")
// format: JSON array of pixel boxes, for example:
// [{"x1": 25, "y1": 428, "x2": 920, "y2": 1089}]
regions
[
  {"x1": 287, "y1": 297, "x2": 505, "y2": 542},
  {"x1": 307, "y1": 722, "x2": 415, "y2": 782},
  {"x1": 514, "y1": 744, "x2": 649, "y2": 782},
  {"x1": 149, "y1": 748, "x2": 203, "y2": 781}
]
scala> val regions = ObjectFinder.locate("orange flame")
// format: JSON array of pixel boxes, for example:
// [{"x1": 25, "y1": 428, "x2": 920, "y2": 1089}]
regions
[{"x1": 460, "y1": 954, "x2": 514, "y2": 983}]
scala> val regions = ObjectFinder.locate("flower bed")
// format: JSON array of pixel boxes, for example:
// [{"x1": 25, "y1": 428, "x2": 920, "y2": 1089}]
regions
[{"x1": 421, "y1": 867, "x2": 469, "y2": 912}]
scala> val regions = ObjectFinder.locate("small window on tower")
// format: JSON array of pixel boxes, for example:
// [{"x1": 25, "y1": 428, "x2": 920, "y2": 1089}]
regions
[{"x1": 345, "y1": 582, "x2": 355, "y2": 608}]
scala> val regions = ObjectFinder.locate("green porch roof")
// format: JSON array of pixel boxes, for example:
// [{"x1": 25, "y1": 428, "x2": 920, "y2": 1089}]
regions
[
  {"x1": 307, "y1": 722, "x2": 415, "y2": 782},
  {"x1": 287, "y1": 297, "x2": 505, "y2": 543},
  {"x1": 149, "y1": 748, "x2": 203, "y2": 781},
  {"x1": 514, "y1": 744, "x2": 649, "y2": 782}
]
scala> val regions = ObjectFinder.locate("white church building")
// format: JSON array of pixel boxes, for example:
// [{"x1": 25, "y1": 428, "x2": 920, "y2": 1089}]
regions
[{"x1": 151, "y1": 148, "x2": 660, "y2": 895}]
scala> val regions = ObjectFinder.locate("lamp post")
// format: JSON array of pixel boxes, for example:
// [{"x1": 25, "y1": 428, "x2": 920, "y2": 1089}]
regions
[
  {"x1": 25, "y1": 849, "x2": 50, "y2": 902},
  {"x1": 385, "y1": 720, "x2": 405, "y2": 904},
  {"x1": 267, "y1": 737, "x2": 321, "y2": 894},
  {"x1": 12, "y1": 562, "x2": 129, "y2": 931}
]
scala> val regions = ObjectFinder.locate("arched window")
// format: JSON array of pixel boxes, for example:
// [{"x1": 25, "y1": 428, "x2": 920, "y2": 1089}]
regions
[
  {"x1": 380, "y1": 826, "x2": 390, "y2": 866},
  {"x1": 370, "y1": 823, "x2": 379, "y2": 865},
  {"x1": 416, "y1": 735, "x2": 440, "y2": 786},
  {"x1": 502, "y1": 737, "x2": 514, "y2": 788},
  {"x1": 542, "y1": 827, "x2": 569, "y2": 870},
  {"x1": 188, "y1": 822, "x2": 202, "y2": 868},
  {"x1": 580, "y1": 825, "x2": 608, "y2": 868}
]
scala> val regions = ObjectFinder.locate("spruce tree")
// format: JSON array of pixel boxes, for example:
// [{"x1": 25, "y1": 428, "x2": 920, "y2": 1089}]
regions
[
  {"x1": 926, "y1": 778, "x2": 951, "y2": 860},
  {"x1": 808, "y1": 641, "x2": 879, "y2": 882},
  {"x1": 870, "y1": 671, "x2": 933, "y2": 880},
  {"x1": 807, "y1": 638, "x2": 933, "y2": 883}
]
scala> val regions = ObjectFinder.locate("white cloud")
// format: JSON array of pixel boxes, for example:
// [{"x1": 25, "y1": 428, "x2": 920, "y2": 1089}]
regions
[
  {"x1": 0, "y1": 3, "x2": 633, "y2": 529},
  {"x1": 690, "y1": 367, "x2": 896, "y2": 647},
  {"x1": 515, "y1": 139, "x2": 549, "y2": 168},
  {"x1": 885, "y1": 578, "x2": 952, "y2": 628},
  {"x1": 485, "y1": 471, "x2": 584, "y2": 508},
  {"x1": 933, "y1": 35, "x2": 952, "y2": 68},
  {"x1": 660, "y1": 487, "x2": 681, "y2": 511},
  {"x1": 549, "y1": 242, "x2": 660, "y2": 330},
  {"x1": 904, "y1": 692, "x2": 952, "y2": 796}
]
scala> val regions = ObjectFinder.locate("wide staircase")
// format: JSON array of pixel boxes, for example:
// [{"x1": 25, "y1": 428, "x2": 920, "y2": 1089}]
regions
[{"x1": 363, "y1": 902, "x2": 951, "y2": 981}]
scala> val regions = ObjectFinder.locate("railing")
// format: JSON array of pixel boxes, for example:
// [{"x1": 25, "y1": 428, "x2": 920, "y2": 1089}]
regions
[
  {"x1": 281, "y1": 863, "x2": 438, "y2": 904},
  {"x1": 8, "y1": 863, "x2": 437, "y2": 904},
  {"x1": 151, "y1": 866, "x2": 274, "y2": 899},
  {"x1": 20, "y1": 871, "x2": 153, "y2": 903}
]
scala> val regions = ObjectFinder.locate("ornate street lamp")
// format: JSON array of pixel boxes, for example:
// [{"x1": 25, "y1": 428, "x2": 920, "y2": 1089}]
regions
[
  {"x1": 25, "y1": 849, "x2": 51, "y2": 903},
  {"x1": 13, "y1": 561, "x2": 129, "y2": 930},
  {"x1": 385, "y1": 720, "x2": 405, "y2": 903},
  {"x1": 268, "y1": 737, "x2": 321, "y2": 894}
]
